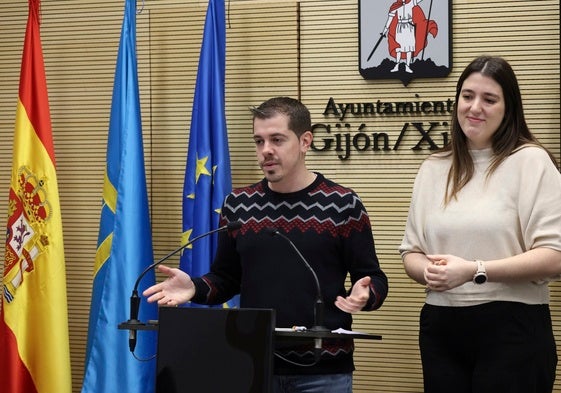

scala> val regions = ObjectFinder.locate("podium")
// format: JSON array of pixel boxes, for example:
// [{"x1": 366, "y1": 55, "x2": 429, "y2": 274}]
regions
[
  {"x1": 119, "y1": 307, "x2": 382, "y2": 393},
  {"x1": 155, "y1": 307, "x2": 276, "y2": 393}
]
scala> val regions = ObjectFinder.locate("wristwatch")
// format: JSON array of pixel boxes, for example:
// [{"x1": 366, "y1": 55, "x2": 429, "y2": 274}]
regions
[{"x1": 473, "y1": 260, "x2": 487, "y2": 284}]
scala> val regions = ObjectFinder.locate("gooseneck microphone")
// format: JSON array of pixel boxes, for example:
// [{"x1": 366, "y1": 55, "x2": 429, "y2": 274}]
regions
[
  {"x1": 264, "y1": 227, "x2": 329, "y2": 332},
  {"x1": 127, "y1": 220, "x2": 242, "y2": 353},
  {"x1": 265, "y1": 227, "x2": 330, "y2": 364}
]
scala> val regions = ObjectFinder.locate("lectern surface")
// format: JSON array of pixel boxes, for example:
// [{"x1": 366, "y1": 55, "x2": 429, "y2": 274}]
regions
[{"x1": 156, "y1": 307, "x2": 275, "y2": 393}]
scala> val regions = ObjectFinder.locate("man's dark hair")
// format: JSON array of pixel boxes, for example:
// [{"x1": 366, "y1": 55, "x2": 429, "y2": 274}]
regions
[{"x1": 250, "y1": 97, "x2": 311, "y2": 138}]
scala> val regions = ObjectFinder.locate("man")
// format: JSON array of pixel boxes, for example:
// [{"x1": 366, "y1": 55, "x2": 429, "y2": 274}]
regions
[{"x1": 144, "y1": 96, "x2": 388, "y2": 393}]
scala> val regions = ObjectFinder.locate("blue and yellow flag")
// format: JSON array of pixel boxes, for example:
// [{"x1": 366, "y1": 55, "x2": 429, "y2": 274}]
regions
[
  {"x1": 180, "y1": 0, "x2": 236, "y2": 307},
  {"x1": 81, "y1": 1, "x2": 157, "y2": 392},
  {"x1": 0, "y1": 1, "x2": 72, "y2": 392}
]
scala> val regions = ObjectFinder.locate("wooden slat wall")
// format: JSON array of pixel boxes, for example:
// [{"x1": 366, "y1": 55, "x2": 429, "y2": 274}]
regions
[{"x1": 0, "y1": 1, "x2": 559, "y2": 392}]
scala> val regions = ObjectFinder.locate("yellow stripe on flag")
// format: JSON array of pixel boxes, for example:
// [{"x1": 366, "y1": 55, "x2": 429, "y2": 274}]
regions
[{"x1": 4, "y1": 100, "x2": 71, "y2": 392}]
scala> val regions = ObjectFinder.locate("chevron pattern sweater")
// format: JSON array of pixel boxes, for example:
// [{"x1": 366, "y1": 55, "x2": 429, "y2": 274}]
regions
[{"x1": 192, "y1": 172, "x2": 388, "y2": 375}]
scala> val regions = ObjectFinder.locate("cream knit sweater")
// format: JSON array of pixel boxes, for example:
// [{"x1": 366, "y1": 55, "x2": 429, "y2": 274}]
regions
[{"x1": 399, "y1": 145, "x2": 561, "y2": 306}]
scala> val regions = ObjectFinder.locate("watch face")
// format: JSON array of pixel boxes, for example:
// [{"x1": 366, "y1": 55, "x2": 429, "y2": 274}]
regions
[{"x1": 474, "y1": 274, "x2": 487, "y2": 284}]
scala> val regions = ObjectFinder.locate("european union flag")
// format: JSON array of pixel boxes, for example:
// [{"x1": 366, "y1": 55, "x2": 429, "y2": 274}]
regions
[
  {"x1": 81, "y1": 1, "x2": 157, "y2": 392},
  {"x1": 180, "y1": 0, "x2": 237, "y2": 307}
]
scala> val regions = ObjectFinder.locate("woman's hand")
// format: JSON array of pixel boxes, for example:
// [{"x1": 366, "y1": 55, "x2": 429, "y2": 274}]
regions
[{"x1": 423, "y1": 254, "x2": 476, "y2": 291}]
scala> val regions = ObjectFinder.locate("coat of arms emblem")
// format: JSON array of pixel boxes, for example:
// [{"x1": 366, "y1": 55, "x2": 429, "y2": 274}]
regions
[{"x1": 359, "y1": 0, "x2": 452, "y2": 86}]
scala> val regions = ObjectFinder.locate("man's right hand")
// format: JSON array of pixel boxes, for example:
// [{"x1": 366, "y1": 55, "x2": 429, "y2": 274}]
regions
[{"x1": 142, "y1": 264, "x2": 195, "y2": 306}]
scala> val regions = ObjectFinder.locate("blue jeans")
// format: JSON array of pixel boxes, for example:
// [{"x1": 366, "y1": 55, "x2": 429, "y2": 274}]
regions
[{"x1": 273, "y1": 373, "x2": 352, "y2": 393}]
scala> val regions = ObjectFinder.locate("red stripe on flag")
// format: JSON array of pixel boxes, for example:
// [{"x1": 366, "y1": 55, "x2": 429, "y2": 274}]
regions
[
  {"x1": 18, "y1": 0, "x2": 56, "y2": 165},
  {"x1": 0, "y1": 309, "x2": 38, "y2": 393}
]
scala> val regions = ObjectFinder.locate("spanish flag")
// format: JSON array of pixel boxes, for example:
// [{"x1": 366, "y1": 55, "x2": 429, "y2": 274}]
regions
[{"x1": 0, "y1": 1, "x2": 72, "y2": 392}]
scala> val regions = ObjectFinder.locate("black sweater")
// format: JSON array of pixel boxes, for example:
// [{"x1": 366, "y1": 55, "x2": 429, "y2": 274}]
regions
[{"x1": 192, "y1": 172, "x2": 388, "y2": 375}]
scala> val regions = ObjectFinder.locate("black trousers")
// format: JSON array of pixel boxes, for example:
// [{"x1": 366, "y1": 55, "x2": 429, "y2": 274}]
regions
[{"x1": 419, "y1": 301, "x2": 557, "y2": 393}]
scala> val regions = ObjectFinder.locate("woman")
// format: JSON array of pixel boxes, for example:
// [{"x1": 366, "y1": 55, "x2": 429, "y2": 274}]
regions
[{"x1": 399, "y1": 55, "x2": 561, "y2": 393}]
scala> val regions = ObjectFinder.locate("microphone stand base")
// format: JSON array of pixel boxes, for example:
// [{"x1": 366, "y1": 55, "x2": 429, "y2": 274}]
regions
[{"x1": 118, "y1": 319, "x2": 159, "y2": 331}]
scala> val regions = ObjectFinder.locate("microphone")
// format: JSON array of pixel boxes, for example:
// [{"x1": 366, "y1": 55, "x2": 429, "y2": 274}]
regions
[
  {"x1": 264, "y1": 227, "x2": 329, "y2": 363},
  {"x1": 127, "y1": 220, "x2": 242, "y2": 352}
]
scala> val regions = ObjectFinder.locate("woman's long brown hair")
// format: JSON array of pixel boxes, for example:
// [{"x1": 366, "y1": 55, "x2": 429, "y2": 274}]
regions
[{"x1": 440, "y1": 55, "x2": 558, "y2": 204}]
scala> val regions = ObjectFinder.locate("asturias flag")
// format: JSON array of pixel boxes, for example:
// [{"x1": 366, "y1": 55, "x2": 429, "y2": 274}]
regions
[
  {"x1": 0, "y1": 0, "x2": 72, "y2": 392},
  {"x1": 180, "y1": 0, "x2": 237, "y2": 307},
  {"x1": 81, "y1": 0, "x2": 157, "y2": 392}
]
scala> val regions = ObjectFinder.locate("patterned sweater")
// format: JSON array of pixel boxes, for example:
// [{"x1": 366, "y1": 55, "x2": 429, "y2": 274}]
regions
[{"x1": 191, "y1": 172, "x2": 388, "y2": 375}]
